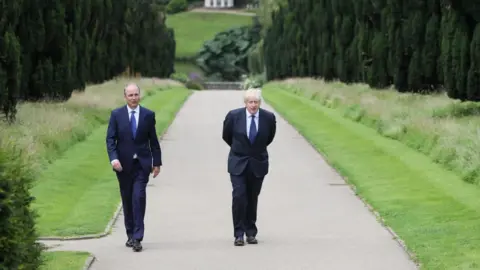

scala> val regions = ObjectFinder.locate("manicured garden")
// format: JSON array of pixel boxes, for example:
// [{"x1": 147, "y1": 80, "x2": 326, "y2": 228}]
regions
[
  {"x1": 166, "y1": 11, "x2": 253, "y2": 59},
  {"x1": 262, "y1": 80, "x2": 480, "y2": 269}
]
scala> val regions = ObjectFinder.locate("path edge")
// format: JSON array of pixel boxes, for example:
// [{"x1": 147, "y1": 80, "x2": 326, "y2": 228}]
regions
[
  {"x1": 82, "y1": 254, "x2": 96, "y2": 270},
  {"x1": 263, "y1": 99, "x2": 421, "y2": 268},
  {"x1": 38, "y1": 90, "x2": 194, "y2": 241},
  {"x1": 38, "y1": 203, "x2": 123, "y2": 241}
]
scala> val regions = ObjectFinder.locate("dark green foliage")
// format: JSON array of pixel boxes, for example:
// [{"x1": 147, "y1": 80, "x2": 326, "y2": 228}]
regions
[
  {"x1": 185, "y1": 80, "x2": 205, "y2": 90},
  {"x1": 0, "y1": 2, "x2": 23, "y2": 123},
  {"x1": 0, "y1": 0, "x2": 175, "y2": 121},
  {"x1": 247, "y1": 40, "x2": 265, "y2": 75},
  {"x1": 0, "y1": 141, "x2": 42, "y2": 270},
  {"x1": 166, "y1": 0, "x2": 188, "y2": 14},
  {"x1": 263, "y1": 0, "x2": 480, "y2": 101},
  {"x1": 196, "y1": 18, "x2": 262, "y2": 81},
  {"x1": 467, "y1": 24, "x2": 480, "y2": 100}
]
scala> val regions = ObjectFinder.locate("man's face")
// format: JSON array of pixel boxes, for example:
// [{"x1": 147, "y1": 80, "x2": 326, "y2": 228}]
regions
[
  {"x1": 245, "y1": 96, "x2": 260, "y2": 114},
  {"x1": 124, "y1": 85, "x2": 140, "y2": 108}
]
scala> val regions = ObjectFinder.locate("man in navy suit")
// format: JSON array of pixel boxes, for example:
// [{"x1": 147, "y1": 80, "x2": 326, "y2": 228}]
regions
[
  {"x1": 106, "y1": 83, "x2": 162, "y2": 252},
  {"x1": 222, "y1": 88, "x2": 277, "y2": 246}
]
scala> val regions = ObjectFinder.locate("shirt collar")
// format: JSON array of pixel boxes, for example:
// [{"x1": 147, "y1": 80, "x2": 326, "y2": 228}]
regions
[
  {"x1": 246, "y1": 108, "x2": 259, "y2": 118},
  {"x1": 127, "y1": 105, "x2": 139, "y2": 113}
]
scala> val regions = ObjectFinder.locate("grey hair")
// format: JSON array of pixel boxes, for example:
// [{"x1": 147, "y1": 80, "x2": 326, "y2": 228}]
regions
[{"x1": 124, "y1": 82, "x2": 141, "y2": 95}]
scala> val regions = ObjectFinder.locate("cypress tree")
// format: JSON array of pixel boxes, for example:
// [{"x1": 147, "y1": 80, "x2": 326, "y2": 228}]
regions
[
  {"x1": 1, "y1": 0, "x2": 176, "y2": 120},
  {"x1": 0, "y1": 29, "x2": 21, "y2": 123},
  {"x1": 467, "y1": 23, "x2": 480, "y2": 101},
  {"x1": 422, "y1": 13, "x2": 441, "y2": 89},
  {"x1": 261, "y1": 0, "x2": 480, "y2": 101}
]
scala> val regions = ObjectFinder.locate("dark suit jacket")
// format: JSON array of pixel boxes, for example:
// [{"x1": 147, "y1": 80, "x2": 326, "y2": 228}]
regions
[
  {"x1": 222, "y1": 107, "x2": 276, "y2": 178},
  {"x1": 106, "y1": 105, "x2": 162, "y2": 174}
]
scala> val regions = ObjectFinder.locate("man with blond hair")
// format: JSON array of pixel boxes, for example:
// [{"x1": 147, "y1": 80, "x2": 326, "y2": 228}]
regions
[
  {"x1": 222, "y1": 88, "x2": 277, "y2": 246},
  {"x1": 106, "y1": 83, "x2": 162, "y2": 252}
]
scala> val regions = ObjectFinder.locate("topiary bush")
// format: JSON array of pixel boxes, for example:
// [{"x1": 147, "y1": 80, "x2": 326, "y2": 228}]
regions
[
  {"x1": 166, "y1": 0, "x2": 188, "y2": 14},
  {"x1": 0, "y1": 138, "x2": 43, "y2": 270},
  {"x1": 184, "y1": 72, "x2": 205, "y2": 90},
  {"x1": 170, "y1": 72, "x2": 189, "y2": 84},
  {"x1": 195, "y1": 18, "x2": 262, "y2": 81}
]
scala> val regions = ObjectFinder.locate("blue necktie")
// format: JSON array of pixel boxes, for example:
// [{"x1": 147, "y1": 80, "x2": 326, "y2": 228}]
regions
[
  {"x1": 130, "y1": 111, "x2": 137, "y2": 138},
  {"x1": 249, "y1": 115, "x2": 257, "y2": 144}
]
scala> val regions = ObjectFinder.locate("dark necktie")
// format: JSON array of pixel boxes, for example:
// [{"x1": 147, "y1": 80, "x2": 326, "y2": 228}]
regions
[
  {"x1": 131, "y1": 111, "x2": 137, "y2": 138},
  {"x1": 249, "y1": 114, "x2": 257, "y2": 144}
]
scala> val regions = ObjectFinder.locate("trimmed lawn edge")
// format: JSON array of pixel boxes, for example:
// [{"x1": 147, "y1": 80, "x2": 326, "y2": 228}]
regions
[
  {"x1": 263, "y1": 90, "x2": 419, "y2": 267},
  {"x1": 36, "y1": 89, "x2": 192, "y2": 240},
  {"x1": 40, "y1": 251, "x2": 93, "y2": 270},
  {"x1": 265, "y1": 86, "x2": 480, "y2": 269},
  {"x1": 37, "y1": 204, "x2": 123, "y2": 241},
  {"x1": 82, "y1": 254, "x2": 95, "y2": 270}
]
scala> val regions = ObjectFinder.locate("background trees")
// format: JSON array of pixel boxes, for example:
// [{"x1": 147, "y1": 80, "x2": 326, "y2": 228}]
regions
[
  {"x1": 0, "y1": 0, "x2": 176, "y2": 122},
  {"x1": 263, "y1": 0, "x2": 480, "y2": 101}
]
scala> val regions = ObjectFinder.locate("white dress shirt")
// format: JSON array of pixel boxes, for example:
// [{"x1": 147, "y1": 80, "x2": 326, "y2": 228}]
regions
[{"x1": 127, "y1": 105, "x2": 140, "y2": 128}]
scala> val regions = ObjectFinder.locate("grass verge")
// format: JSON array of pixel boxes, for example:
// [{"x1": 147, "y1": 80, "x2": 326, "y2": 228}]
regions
[
  {"x1": 40, "y1": 251, "x2": 91, "y2": 270},
  {"x1": 174, "y1": 60, "x2": 205, "y2": 76},
  {"x1": 0, "y1": 78, "x2": 182, "y2": 173},
  {"x1": 268, "y1": 78, "x2": 480, "y2": 185},
  {"x1": 166, "y1": 12, "x2": 253, "y2": 59},
  {"x1": 263, "y1": 86, "x2": 480, "y2": 270},
  {"x1": 32, "y1": 87, "x2": 191, "y2": 237}
]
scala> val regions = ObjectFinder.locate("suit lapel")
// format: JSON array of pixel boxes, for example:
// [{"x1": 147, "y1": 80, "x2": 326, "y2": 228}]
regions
[
  {"x1": 240, "y1": 109, "x2": 248, "y2": 138},
  {"x1": 257, "y1": 109, "x2": 266, "y2": 138},
  {"x1": 136, "y1": 106, "x2": 144, "y2": 137},
  {"x1": 133, "y1": 106, "x2": 148, "y2": 141}
]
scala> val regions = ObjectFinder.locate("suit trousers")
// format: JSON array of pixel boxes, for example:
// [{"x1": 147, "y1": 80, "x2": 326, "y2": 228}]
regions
[
  {"x1": 230, "y1": 166, "x2": 264, "y2": 238},
  {"x1": 117, "y1": 159, "x2": 149, "y2": 241}
]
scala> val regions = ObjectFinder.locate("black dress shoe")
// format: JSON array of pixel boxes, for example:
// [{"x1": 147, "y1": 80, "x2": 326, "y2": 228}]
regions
[
  {"x1": 234, "y1": 237, "x2": 245, "y2": 246},
  {"x1": 246, "y1": 236, "x2": 258, "y2": 244},
  {"x1": 125, "y1": 238, "x2": 134, "y2": 247},
  {"x1": 132, "y1": 239, "x2": 143, "y2": 252},
  {"x1": 247, "y1": 236, "x2": 258, "y2": 244}
]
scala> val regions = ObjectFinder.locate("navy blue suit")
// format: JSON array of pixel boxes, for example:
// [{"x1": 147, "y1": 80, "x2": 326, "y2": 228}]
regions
[
  {"x1": 222, "y1": 107, "x2": 276, "y2": 238},
  {"x1": 106, "y1": 105, "x2": 162, "y2": 241}
]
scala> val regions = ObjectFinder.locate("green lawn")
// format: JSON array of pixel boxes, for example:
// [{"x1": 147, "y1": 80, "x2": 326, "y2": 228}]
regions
[
  {"x1": 41, "y1": 251, "x2": 91, "y2": 270},
  {"x1": 32, "y1": 87, "x2": 191, "y2": 237},
  {"x1": 166, "y1": 12, "x2": 253, "y2": 59},
  {"x1": 263, "y1": 85, "x2": 480, "y2": 270},
  {"x1": 174, "y1": 60, "x2": 204, "y2": 76}
]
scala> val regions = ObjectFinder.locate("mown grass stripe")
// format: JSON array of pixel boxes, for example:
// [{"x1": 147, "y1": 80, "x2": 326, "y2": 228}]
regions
[{"x1": 263, "y1": 87, "x2": 480, "y2": 270}]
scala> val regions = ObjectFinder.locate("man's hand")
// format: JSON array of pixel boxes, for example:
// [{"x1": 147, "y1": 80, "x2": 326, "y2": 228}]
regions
[
  {"x1": 152, "y1": 166, "x2": 160, "y2": 178},
  {"x1": 111, "y1": 159, "x2": 123, "y2": 172}
]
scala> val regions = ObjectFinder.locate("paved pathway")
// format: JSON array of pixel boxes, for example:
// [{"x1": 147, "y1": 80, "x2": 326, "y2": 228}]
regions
[{"x1": 45, "y1": 91, "x2": 418, "y2": 270}]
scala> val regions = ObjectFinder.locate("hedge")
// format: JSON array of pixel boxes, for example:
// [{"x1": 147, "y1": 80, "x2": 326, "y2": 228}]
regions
[{"x1": 0, "y1": 138, "x2": 42, "y2": 269}]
